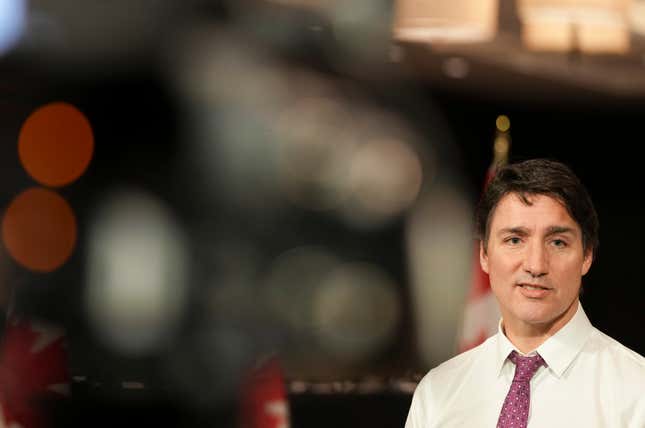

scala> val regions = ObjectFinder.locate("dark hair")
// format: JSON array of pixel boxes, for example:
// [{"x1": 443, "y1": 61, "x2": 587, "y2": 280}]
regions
[{"x1": 476, "y1": 158, "x2": 599, "y2": 257}]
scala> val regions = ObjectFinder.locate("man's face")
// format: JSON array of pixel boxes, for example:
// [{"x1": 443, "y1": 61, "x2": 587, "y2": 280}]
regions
[{"x1": 480, "y1": 193, "x2": 593, "y2": 330}]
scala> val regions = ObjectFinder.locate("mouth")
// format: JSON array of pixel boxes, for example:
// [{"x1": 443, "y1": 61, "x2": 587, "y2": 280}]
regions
[
  {"x1": 516, "y1": 283, "x2": 552, "y2": 291},
  {"x1": 516, "y1": 283, "x2": 553, "y2": 298}
]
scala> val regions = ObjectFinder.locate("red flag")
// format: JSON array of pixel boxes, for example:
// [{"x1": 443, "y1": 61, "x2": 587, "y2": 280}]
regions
[
  {"x1": 239, "y1": 356, "x2": 290, "y2": 428},
  {"x1": 0, "y1": 317, "x2": 70, "y2": 428},
  {"x1": 457, "y1": 127, "x2": 509, "y2": 352}
]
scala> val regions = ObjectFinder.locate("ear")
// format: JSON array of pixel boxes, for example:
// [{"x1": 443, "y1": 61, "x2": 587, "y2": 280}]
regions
[
  {"x1": 480, "y1": 240, "x2": 489, "y2": 274},
  {"x1": 581, "y1": 248, "x2": 593, "y2": 276}
]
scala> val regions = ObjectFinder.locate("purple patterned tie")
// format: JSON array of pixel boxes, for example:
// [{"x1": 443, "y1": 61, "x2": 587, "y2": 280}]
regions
[{"x1": 497, "y1": 350, "x2": 546, "y2": 428}]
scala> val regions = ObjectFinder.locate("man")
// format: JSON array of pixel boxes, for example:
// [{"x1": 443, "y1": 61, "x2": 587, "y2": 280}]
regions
[{"x1": 405, "y1": 159, "x2": 644, "y2": 427}]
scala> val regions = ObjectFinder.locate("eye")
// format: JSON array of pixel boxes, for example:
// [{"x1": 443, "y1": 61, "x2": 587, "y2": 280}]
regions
[
  {"x1": 552, "y1": 239, "x2": 567, "y2": 247},
  {"x1": 505, "y1": 237, "x2": 522, "y2": 245}
]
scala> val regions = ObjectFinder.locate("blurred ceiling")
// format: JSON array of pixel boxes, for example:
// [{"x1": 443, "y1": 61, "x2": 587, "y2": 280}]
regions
[
  {"x1": 1, "y1": 0, "x2": 645, "y2": 105},
  {"x1": 392, "y1": 0, "x2": 645, "y2": 104}
]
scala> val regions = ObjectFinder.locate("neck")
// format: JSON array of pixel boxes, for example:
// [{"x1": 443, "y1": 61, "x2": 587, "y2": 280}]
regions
[{"x1": 503, "y1": 299, "x2": 579, "y2": 354}]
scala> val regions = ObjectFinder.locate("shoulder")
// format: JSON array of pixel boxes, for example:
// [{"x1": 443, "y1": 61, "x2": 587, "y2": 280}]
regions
[
  {"x1": 587, "y1": 328, "x2": 645, "y2": 370},
  {"x1": 588, "y1": 328, "x2": 645, "y2": 376},
  {"x1": 584, "y1": 327, "x2": 645, "y2": 412},
  {"x1": 414, "y1": 335, "x2": 495, "y2": 398},
  {"x1": 429, "y1": 339, "x2": 490, "y2": 379},
  {"x1": 407, "y1": 339, "x2": 494, "y2": 428}
]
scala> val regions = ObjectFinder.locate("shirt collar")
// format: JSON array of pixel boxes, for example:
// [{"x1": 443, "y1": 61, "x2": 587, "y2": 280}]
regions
[
  {"x1": 494, "y1": 301, "x2": 594, "y2": 378},
  {"x1": 536, "y1": 302, "x2": 594, "y2": 377},
  {"x1": 495, "y1": 319, "x2": 518, "y2": 377}
]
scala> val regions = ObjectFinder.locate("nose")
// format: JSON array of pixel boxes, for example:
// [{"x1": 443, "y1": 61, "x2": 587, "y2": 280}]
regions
[{"x1": 523, "y1": 241, "x2": 548, "y2": 278}]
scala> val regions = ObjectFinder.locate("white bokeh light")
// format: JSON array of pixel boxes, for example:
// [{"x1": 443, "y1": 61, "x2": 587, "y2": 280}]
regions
[
  {"x1": 406, "y1": 183, "x2": 473, "y2": 366},
  {"x1": 0, "y1": 0, "x2": 26, "y2": 56},
  {"x1": 313, "y1": 263, "x2": 401, "y2": 362},
  {"x1": 342, "y1": 138, "x2": 423, "y2": 226},
  {"x1": 86, "y1": 190, "x2": 189, "y2": 356},
  {"x1": 264, "y1": 246, "x2": 341, "y2": 333}
]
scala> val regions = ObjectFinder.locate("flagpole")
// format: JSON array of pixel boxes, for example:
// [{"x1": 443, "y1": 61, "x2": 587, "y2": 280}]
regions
[
  {"x1": 492, "y1": 114, "x2": 511, "y2": 171},
  {"x1": 457, "y1": 114, "x2": 511, "y2": 353}
]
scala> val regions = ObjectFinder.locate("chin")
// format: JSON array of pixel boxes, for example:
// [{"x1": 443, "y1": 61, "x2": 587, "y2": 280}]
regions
[
  {"x1": 514, "y1": 304, "x2": 561, "y2": 326},
  {"x1": 518, "y1": 313, "x2": 557, "y2": 326}
]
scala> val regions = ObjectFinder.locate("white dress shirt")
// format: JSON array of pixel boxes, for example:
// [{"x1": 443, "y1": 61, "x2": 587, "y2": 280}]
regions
[{"x1": 405, "y1": 303, "x2": 645, "y2": 427}]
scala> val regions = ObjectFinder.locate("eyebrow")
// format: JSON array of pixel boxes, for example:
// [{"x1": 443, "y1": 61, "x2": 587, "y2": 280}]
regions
[
  {"x1": 496, "y1": 226, "x2": 577, "y2": 238},
  {"x1": 545, "y1": 226, "x2": 577, "y2": 237},
  {"x1": 497, "y1": 227, "x2": 529, "y2": 237}
]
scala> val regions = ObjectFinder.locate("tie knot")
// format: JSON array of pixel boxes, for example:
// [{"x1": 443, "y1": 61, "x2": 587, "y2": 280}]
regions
[{"x1": 509, "y1": 350, "x2": 545, "y2": 382}]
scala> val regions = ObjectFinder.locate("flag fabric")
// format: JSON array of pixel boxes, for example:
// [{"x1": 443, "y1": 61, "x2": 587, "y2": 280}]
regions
[
  {"x1": 458, "y1": 131, "x2": 509, "y2": 353},
  {"x1": 0, "y1": 317, "x2": 70, "y2": 428},
  {"x1": 239, "y1": 356, "x2": 290, "y2": 428}
]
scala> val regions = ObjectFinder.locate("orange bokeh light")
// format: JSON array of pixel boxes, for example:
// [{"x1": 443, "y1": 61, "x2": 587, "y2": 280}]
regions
[
  {"x1": 18, "y1": 102, "x2": 94, "y2": 187},
  {"x1": 2, "y1": 187, "x2": 77, "y2": 273}
]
